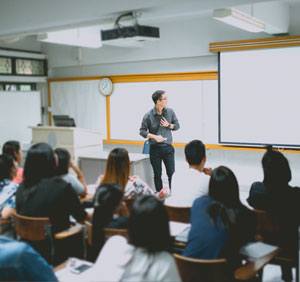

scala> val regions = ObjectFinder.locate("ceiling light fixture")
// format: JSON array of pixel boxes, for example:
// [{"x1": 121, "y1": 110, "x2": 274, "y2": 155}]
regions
[
  {"x1": 37, "y1": 26, "x2": 102, "y2": 48},
  {"x1": 213, "y1": 8, "x2": 265, "y2": 33}
]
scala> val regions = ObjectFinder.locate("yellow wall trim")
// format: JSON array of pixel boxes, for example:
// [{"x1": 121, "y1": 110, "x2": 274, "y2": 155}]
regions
[
  {"x1": 48, "y1": 71, "x2": 218, "y2": 83},
  {"x1": 209, "y1": 35, "x2": 300, "y2": 53},
  {"x1": 103, "y1": 139, "x2": 300, "y2": 153}
]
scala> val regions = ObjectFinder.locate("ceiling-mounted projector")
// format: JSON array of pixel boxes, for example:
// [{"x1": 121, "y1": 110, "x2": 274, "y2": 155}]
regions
[{"x1": 101, "y1": 24, "x2": 159, "y2": 48}]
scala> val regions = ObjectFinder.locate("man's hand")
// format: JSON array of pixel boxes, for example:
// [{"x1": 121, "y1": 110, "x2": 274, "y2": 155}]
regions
[
  {"x1": 155, "y1": 135, "x2": 167, "y2": 142},
  {"x1": 160, "y1": 117, "x2": 169, "y2": 127}
]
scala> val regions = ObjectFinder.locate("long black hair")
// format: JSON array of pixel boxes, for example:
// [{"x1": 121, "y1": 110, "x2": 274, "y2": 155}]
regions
[
  {"x1": 262, "y1": 145, "x2": 291, "y2": 192},
  {"x1": 128, "y1": 195, "x2": 172, "y2": 253},
  {"x1": 23, "y1": 143, "x2": 56, "y2": 189},
  {"x1": 208, "y1": 166, "x2": 242, "y2": 229},
  {"x1": 0, "y1": 154, "x2": 15, "y2": 181},
  {"x1": 92, "y1": 182, "x2": 123, "y2": 258}
]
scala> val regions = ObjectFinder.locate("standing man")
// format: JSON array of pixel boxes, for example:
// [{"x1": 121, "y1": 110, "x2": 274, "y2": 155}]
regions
[{"x1": 140, "y1": 90, "x2": 180, "y2": 192}]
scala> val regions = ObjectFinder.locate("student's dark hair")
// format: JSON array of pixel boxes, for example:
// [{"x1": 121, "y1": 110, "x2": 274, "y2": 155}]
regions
[
  {"x1": 208, "y1": 166, "x2": 242, "y2": 229},
  {"x1": 128, "y1": 195, "x2": 172, "y2": 253},
  {"x1": 0, "y1": 154, "x2": 15, "y2": 181},
  {"x1": 185, "y1": 140, "x2": 206, "y2": 165},
  {"x1": 54, "y1": 148, "x2": 70, "y2": 175},
  {"x1": 92, "y1": 182, "x2": 123, "y2": 259},
  {"x1": 23, "y1": 143, "x2": 56, "y2": 189},
  {"x1": 262, "y1": 145, "x2": 291, "y2": 191},
  {"x1": 2, "y1": 140, "x2": 20, "y2": 161},
  {"x1": 152, "y1": 90, "x2": 165, "y2": 104}
]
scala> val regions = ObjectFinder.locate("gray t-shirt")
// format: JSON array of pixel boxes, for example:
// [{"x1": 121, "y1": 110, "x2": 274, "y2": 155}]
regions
[{"x1": 61, "y1": 173, "x2": 84, "y2": 196}]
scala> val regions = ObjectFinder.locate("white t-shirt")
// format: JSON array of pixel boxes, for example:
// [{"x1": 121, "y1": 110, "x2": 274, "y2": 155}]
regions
[
  {"x1": 165, "y1": 164, "x2": 210, "y2": 207},
  {"x1": 82, "y1": 235, "x2": 181, "y2": 282}
]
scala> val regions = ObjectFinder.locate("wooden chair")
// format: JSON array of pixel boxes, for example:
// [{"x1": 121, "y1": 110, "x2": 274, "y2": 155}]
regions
[
  {"x1": 103, "y1": 227, "x2": 128, "y2": 241},
  {"x1": 174, "y1": 251, "x2": 281, "y2": 282},
  {"x1": 252, "y1": 209, "x2": 298, "y2": 280},
  {"x1": 85, "y1": 221, "x2": 128, "y2": 247},
  {"x1": 173, "y1": 253, "x2": 228, "y2": 282},
  {"x1": 124, "y1": 198, "x2": 135, "y2": 213},
  {"x1": 12, "y1": 211, "x2": 84, "y2": 264},
  {"x1": 164, "y1": 205, "x2": 190, "y2": 223},
  {"x1": 0, "y1": 217, "x2": 12, "y2": 234}
]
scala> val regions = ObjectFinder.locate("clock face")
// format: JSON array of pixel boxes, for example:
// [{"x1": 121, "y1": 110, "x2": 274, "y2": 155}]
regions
[{"x1": 99, "y1": 78, "x2": 113, "y2": 96}]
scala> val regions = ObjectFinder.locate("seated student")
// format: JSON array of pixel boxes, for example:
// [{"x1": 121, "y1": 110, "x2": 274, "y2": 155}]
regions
[
  {"x1": 165, "y1": 140, "x2": 211, "y2": 207},
  {"x1": 16, "y1": 143, "x2": 89, "y2": 233},
  {"x1": 183, "y1": 166, "x2": 255, "y2": 271},
  {"x1": 247, "y1": 145, "x2": 300, "y2": 281},
  {"x1": 0, "y1": 154, "x2": 19, "y2": 237},
  {"x1": 0, "y1": 235, "x2": 58, "y2": 281},
  {"x1": 2, "y1": 140, "x2": 23, "y2": 184},
  {"x1": 84, "y1": 195, "x2": 181, "y2": 281},
  {"x1": 91, "y1": 182, "x2": 129, "y2": 261},
  {"x1": 96, "y1": 148, "x2": 155, "y2": 199},
  {"x1": 54, "y1": 148, "x2": 87, "y2": 198}
]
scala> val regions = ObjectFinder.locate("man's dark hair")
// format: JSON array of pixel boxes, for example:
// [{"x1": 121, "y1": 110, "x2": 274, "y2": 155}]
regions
[
  {"x1": 54, "y1": 148, "x2": 70, "y2": 175},
  {"x1": 184, "y1": 140, "x2": 206, "y2": 165},
  {"x1": 128, "y1": 195, "x2": 172, "y2": 253},
  {"x1": 152, "y1": 90, "x2": 165, "y2": 104}
]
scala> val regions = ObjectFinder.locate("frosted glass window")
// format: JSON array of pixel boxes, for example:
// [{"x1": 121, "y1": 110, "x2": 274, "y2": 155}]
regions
[
  {"x1": 0, "y1": 57, "x2": 12, "y2": 74},
  {"x1": 16, "y1": 59, "x2": 45, "y2": 75}
]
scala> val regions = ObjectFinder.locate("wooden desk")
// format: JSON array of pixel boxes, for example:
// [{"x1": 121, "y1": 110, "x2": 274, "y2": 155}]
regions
[
  {"x1": 234, "y1": 248, "x2": 281, "y2": 280},
  {"x1": 78, "y1": 151, "x2": 154, "y2": 188}
]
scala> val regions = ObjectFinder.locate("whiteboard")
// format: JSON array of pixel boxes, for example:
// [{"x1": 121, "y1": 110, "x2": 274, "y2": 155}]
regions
[
  {"x1": 0, "y1": 91, "x2": 41, "y2": 146},
  {"x1": 110, "y1": 80, "x2": 218, "y2": 144},
  {"x1": 51, "y1": 80, "x2": 107, "y2": 137},
  {"x1": 220, "y1": 47, "x2": 300, "y2": 147}
]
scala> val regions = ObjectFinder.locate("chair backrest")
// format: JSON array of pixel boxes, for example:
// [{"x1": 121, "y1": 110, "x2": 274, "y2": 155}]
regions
[
  {"x1": 124, "y1": 198, "x2": 135, "y2": 213},
  {"x1": 173, "y1": 253, "x2": 228, "y2": 282},
  {"x1": 164, "y1": 205, "x2": 190, "y2": 223},
  {"x1": 85, "y1": 221, "x2": 128, "y2": 247},
  {"x1": 12, "y1": 211, "x2": 51, "y2": 241},
  {"x1": 85, "y1": 221, "x2": 93, "y2": 247},
  {"x1": 103, "y1": 227, "x2": 128, "y2": 241},
  {"x1": 252, "y1": 209, "x2": 281, "y2": 243}
]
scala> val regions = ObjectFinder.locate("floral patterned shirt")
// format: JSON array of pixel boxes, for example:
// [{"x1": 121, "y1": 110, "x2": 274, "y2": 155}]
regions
[
  {"x1": 96, "y1": 175, "x2": 154, "y2": 199},
  {"x1": 0, "y1": 179, "x2": 18, "y2": 210}
]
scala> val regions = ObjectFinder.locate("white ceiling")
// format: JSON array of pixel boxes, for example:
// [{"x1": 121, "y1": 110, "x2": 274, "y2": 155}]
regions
[{"x1": 1, "y1": 0, "x2": 299, "y2": 40}]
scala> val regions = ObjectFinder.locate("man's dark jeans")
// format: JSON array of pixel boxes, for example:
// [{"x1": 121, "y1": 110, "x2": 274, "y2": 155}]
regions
[{"x1": 149, "y1": 143, "x2": 175, "y2": 192}]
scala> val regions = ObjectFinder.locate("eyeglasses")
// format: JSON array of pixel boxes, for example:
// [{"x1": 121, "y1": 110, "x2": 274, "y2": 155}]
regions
[{"x1": 159, "y1": 98, "x2": 168, "y2": 101}]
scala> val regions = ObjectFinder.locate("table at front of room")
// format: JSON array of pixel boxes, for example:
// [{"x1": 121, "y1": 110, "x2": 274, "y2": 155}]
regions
[{"x1": 78, "y1": 151, "x2": 154, "y2": 189}]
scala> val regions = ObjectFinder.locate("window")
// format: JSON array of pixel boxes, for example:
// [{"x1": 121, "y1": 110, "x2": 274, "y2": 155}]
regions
[
  {"x1": 16, "y1": 59, "x2": 45, "y2": 75},
  {"x1": 0, "y1": 83, "x2": 36, "y2": 91},
  {"x1": 0, "y1": 57, "x2": 12, "y2": 74},
  {"x1": 0, "y1": 56, "x2": 47, "y2": 76}
]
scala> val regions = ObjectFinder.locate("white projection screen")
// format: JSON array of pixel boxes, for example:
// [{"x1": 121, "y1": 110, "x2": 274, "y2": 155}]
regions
[{"x1": 219, "y1": 47, "x2": 300, "y2": 148}]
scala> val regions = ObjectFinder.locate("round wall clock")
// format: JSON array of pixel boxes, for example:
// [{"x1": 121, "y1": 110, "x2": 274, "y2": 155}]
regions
[{"x1": 99, "y1": 78, "x2": 113, "y2": 96}]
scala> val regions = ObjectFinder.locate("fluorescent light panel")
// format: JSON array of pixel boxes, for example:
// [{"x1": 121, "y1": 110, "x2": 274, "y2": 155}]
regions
[
  {"x1": 213, "y1": 8, "x2": 265, "y2": 33},
  {"x1": 37, "y1": 26, "x2": 102, "y2": 48}
]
